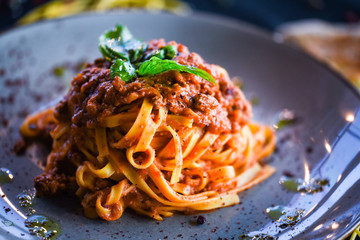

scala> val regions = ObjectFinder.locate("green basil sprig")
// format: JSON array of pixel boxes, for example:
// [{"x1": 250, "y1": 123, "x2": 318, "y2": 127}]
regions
[
  {"x1": 138, "y1": 57, "x2": 216, "y2": 84},
  {"x1": 144, "y1": 45, "x2": 178, "y2": 60},
  {"x1": 98, "y1": 24, "x2": 216, "y2": 85},
  {"x1": 99, "y1": 24, "x2": 148, "y2": 63},
  {"x1": 110, "y1": 59, "x2": 137, "y2": 81}
]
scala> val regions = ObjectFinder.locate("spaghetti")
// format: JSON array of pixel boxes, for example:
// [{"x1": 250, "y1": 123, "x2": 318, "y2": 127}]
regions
[{"x1": 20, "y1": 37, "x2": 275, "y2": 221}]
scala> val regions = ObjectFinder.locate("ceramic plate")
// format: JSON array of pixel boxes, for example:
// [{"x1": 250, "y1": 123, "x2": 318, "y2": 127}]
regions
[{"x1": 0, "y1": 11, "x2": 359, "y2": 240}]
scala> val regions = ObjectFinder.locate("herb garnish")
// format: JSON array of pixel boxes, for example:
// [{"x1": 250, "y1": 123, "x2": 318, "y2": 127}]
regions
[
  {"x1": 144, "y1": 45, "x2": 178, "y2": 60},
  {"x1": 138, "y1": 57, "x2": 216, "y2": 84},
  {"x1": 98, "y1": 24, "x2": 216, "y2": 84},
  {"x1": 99, "y1": 24, "x2": 147, "y2": 63},
  {"x1": 110, "y1": 59, "x2": 137, "y2": 81}
]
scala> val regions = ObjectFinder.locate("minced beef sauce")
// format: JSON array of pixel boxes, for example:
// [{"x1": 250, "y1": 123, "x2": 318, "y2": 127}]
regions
[{"x1": 34, "y1": 39, "x2": 252, "y2": 197}]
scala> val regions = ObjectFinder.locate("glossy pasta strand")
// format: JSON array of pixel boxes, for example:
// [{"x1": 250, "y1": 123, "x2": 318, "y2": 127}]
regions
[{"x1": 21, "y1": 96, "x2": 276, "y2": 220}]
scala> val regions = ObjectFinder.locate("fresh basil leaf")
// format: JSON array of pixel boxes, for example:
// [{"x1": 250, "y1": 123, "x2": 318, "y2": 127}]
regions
[
  {"x1": 99, "y1": 45, "x2": 114, "y2": 62},
  {"x1": 138, "y1": 57, "x2": 216, "y2": 84},
  {"x1": 153, "y1": 49, "x2": 166, "y2": 59},
  {"x1": 100, "y1": 25, "x2": 211, "y2": 84},
  {"x1": 162, "y1": 45, "x2": 177, "y2": 59},
  {"x1": 125, "y1": 40, "x2": 148, "y2": 63},
  {"x1": 144, "y1": 49, "x2": 165, "y2": 60},
  {"x1": 100, "y1": 24, "x2": 133, "y2": 45},
  {"x1": 99, "y1": 24, "x2": 148, "y2": 63},
  {"x1": 105, "y1": 44, "x2": 129, "y2": 61},
  {"x1": 99, "y1": 40, "x2": 129, "y2": 62},
  {"x1": 99, "y1": 25, "x2": 133, "y2": 61},
  {"x1": 144, "y1": 45, "x2": 177, "y2": 60},
  {"x1": 110, "y1": 59, "x2": 137, "y2": 82}
]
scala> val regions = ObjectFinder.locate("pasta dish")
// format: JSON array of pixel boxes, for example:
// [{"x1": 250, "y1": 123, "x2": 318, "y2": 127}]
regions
[{"x1": 20, "y1": 25, "x2": 275, "y2": 221}]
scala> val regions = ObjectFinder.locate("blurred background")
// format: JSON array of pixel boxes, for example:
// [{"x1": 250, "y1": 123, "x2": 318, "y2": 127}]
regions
[
  {"x1": 1, "y1": 1, "x2": 360, "y2": 239},
  {"x1": 1, "y1": 0, "x2": 360, "y2": 31}
]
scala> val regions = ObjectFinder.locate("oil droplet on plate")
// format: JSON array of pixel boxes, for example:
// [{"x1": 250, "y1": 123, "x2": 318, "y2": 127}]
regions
[
  {"x1": 2, "y1": 220, "x2": 14, "y2": 227},
  {"x1": 25, "y1": 215, "x2": 61, "y2": 240},
  {"x1": 0, "y1": 168, "x2": 14, "y2": 185},
  {"x1": 239, "y1": 232, "x2": 275, "y2": 240},
  {"x1": 18, "y1": 193, "x2": 33, "y2": 207},
  {"x1": 279, "y1": 175, "x2": 329, "y2": 194},
  {"x1": 265, "y1": 205, "x2": 305, "y2": 229},
  {"x1": 52, "y1": 65, "x2": 66, "y2": 77},
  {"x1": 273, "y1": 109, "x2": 297, "y2": 130},
  {"x1": 17, "y1": 190, "x2": 36, "y2": 216}
]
